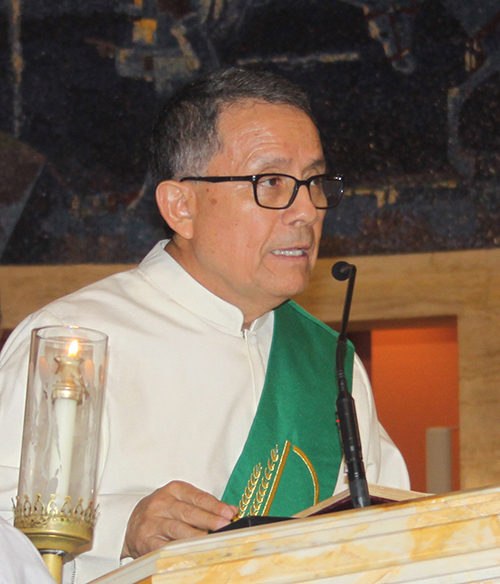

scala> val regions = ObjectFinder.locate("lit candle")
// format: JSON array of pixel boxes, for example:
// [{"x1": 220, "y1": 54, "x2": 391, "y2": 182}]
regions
[{"x1": 48, "y1": 340, "x2": 87, "y2": 509}]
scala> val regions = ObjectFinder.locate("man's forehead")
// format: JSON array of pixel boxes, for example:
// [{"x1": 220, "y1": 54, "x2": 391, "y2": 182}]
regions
[
  {"x1": 215, "y1": 100, "x2": 322, "y2": 159},
  {"x1": 218, "y1": 98, "x2": 312, "y2": 124},
  {"x1": 247, "y1": 154, "x2": 327, "y2": 173}
]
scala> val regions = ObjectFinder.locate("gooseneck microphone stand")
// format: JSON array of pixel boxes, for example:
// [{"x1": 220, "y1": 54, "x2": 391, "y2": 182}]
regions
[{"x1": 332, "y1": 261, "x2": 371, "y2": 508}]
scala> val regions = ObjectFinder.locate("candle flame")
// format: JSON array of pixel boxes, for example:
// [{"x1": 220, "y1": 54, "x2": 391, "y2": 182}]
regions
[{"x1": 68, "y1": 339, "x2": 79, "y2": 356}]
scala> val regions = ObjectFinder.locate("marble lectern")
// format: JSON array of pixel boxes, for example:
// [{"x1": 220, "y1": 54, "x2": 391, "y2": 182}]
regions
[{"x1": 90, "y1": 484, "x2": 500, "y2": 584}]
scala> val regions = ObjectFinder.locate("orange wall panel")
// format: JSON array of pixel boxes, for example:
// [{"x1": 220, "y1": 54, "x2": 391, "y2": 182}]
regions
[{"x1": 370, "y1": 326, "x2": 459, "y2": 493}]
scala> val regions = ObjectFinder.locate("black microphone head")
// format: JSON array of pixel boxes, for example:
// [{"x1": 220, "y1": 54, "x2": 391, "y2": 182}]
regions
[{"x1": 332, "y1": 261, "x2": 352, "y2": 281}]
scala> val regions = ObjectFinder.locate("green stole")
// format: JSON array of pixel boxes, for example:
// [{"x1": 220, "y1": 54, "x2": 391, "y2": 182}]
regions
[{"x1": 222, "y1": 300, "x2": 355, "y2": 517}]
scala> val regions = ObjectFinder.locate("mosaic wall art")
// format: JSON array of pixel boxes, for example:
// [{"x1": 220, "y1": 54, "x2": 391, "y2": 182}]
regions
[{"x1": 1, "y1": 0, "x2": 500, "y2": 264}]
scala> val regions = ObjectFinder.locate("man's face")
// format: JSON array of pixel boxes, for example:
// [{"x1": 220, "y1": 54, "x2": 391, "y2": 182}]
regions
[{"x1": 177, "y1": 100, "x2": 326, "y2": 323}]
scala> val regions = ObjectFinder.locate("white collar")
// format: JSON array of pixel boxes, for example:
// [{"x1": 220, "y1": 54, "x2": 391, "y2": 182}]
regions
[{"x1": 138, "y1": 240, "x2": 272, "y2": 335}]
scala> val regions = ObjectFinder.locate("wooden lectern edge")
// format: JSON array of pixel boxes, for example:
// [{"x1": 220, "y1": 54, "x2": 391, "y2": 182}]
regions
[{"x1": 89, "y1": 483, "x2": 500, "y2": 584}]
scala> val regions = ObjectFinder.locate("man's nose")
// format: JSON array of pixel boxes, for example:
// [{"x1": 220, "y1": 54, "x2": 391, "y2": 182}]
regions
[{"x1": 283, "y1": 184, "x2": 319, "y2": 224}]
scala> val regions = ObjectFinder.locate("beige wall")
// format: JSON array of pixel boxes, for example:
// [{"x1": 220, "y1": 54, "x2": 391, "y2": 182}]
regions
[
  {"x1": 1, "y1": 247, "x2": 500, "y2": 489},
  {"x1": 0, "y1": 264, "x2": 132, "y2": 331}
]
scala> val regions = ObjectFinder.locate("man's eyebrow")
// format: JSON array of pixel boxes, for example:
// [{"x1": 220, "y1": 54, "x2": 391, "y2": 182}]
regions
[
  {"x1": 250, "y1": 156, "x2": 327, "y2": 172},
  {"x1": 306, "y1": 158, "x2": 327, "y2": 172}
]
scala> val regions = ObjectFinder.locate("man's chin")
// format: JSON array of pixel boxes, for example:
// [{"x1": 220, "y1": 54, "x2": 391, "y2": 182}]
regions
[{"x1": 268, "y1": 279, "x2": 311, "y2": 305}]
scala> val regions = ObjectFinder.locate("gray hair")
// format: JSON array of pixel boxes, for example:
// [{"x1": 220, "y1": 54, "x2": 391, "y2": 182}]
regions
[{"x1": 150, "y1": 67, "x2": 316, "y2": 185}]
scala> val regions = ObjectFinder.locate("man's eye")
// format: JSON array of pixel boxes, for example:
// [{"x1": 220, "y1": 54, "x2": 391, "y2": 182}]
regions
[
  {"x1": 260, "y1": 176, "x2": 281, "y2": 188},
  {"x1": 309, "y1": 176, "x2": 322, "y2": 187}
]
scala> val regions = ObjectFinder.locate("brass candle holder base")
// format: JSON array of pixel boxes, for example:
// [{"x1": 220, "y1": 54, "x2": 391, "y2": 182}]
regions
[
  {"x1": 42, "y1": 552, "x2": 64, "y2": 584},
  {"x1": 14, "y1": 494, "x2": 97, "y2": 583}
]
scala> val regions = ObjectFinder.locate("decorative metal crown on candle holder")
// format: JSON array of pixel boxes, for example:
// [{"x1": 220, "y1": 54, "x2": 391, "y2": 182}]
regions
[{"x1": 14, "y1": 326, "x2": 108, "y2": 583}]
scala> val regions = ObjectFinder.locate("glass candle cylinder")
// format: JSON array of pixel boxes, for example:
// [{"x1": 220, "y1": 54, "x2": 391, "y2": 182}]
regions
[{"x1": 14, "y1": 325, "x2": 108, "y2": 557}]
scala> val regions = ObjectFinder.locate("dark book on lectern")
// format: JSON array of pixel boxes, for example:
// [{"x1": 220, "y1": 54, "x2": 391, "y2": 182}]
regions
[
  {"x1": 217, "y1": 484, "x2": 426, "y2": 533},
  {"x1": 292, "y1": 483, "x2": 426, "y2": 518}
]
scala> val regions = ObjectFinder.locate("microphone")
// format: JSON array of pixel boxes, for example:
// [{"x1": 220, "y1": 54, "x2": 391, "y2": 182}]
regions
[
  {"x1": 331, "y1": 260, "x2": 351, "y2": 282},
  {"x1": 332, "y1": 261, "x2": 370, "y2": 508}
]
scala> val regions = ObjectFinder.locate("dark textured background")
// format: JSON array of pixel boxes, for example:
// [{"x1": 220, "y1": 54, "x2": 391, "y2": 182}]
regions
[{"x1": 1, "y1": 0, "x2": 500, "y2": 264}]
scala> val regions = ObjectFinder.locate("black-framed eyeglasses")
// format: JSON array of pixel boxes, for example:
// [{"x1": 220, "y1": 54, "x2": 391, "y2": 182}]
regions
[{"x1": 179, "y1": 173, "x2": 344, "y2": 210}]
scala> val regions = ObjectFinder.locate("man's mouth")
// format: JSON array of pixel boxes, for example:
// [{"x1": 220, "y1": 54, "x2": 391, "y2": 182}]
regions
[{"x1": 271, "y1": 248, "x2": 308, "y2": 257}]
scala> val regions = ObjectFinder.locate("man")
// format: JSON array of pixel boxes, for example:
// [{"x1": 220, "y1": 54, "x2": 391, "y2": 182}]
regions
[{"x1": 0, "y1": 68, "x2": 409, "y2": 583}]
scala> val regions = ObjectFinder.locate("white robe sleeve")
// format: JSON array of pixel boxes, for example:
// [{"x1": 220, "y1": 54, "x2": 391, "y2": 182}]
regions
[
  {"x1": 333, "y1": 353, "x2": 410, "y2": 494},
  {"x1": 0, "y1": 517, "x2": 57, "y2": 584}
]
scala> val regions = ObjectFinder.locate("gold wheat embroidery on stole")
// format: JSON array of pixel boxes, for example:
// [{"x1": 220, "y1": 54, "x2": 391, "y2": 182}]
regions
[
  {"x1": 237, "y1": 441, "x2": 292, "y2": 517},
  {"x1": 261, "y1": 440, "x2": 291, "y2": 515},
  {"x1": 237, "y1": 463, "x2": 262, "y2": 518},
  {"x1": 250, "y1": 445, "x2": 279, "y2": 515}
]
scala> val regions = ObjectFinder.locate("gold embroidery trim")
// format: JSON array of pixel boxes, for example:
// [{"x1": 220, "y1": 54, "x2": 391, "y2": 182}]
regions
[
  {"x1": 237, "y1": 440, "x2": 321, "y2": 518},
  {"x1": 237, "y1": 463, "x2": 262, "y2": 518},
  {"x1": 292, "y1": 445, "x2": 319, "y2": 505},
  {"x1": 250, "y1": 445, "x2": 279, "y2": 516},
  {"x1": 261, "y1": 440, "x2": 291, "y2": 516}
]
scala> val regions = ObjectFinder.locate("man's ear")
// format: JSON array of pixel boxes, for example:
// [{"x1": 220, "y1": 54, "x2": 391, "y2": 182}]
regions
[{"x1": 156, "y1": 180, "x2": 195, "y2": 240}]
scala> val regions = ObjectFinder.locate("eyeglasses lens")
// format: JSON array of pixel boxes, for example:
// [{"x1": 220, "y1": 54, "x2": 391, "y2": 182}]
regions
[{"x1": 255, "y1": 175, "x2": 342, "y2": 209}]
